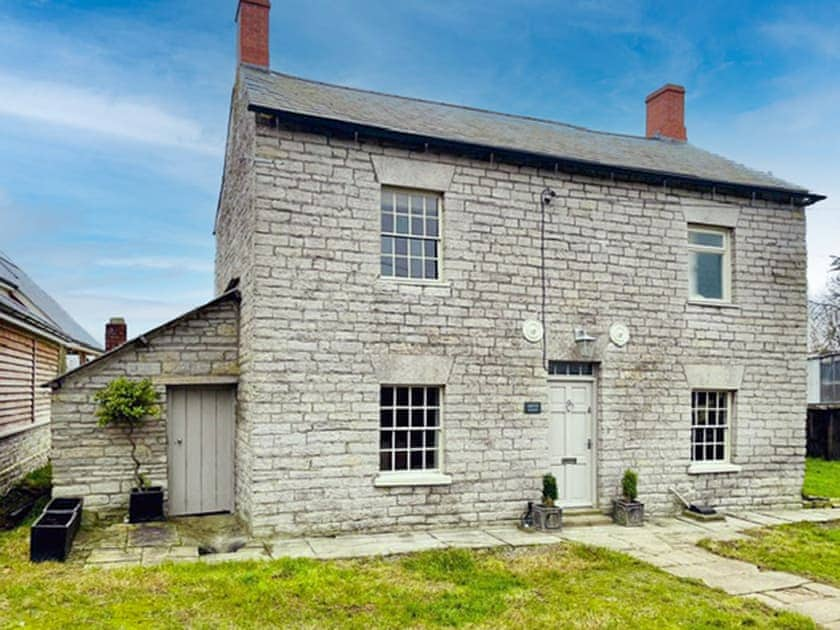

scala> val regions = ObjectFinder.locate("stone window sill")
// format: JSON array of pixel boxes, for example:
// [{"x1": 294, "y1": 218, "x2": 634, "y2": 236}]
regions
[
  {"x1": 687, "y1": 462, "x2": 742, "y2": 475},
  {"x1": 374, "y1": 471, "x2": 452, "y2": 487},
  {"x1": 376, "y1": 277, "x2": 452, "y2": 289},
  {"x1": 687, "y1": 300, "x2": 741, "y2": 311}
]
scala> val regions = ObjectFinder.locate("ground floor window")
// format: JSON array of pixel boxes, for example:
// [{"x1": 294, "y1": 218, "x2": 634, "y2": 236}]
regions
[
  {"x1": 691, "y1": 390, "x2": 731, "y2": 462},
  {"x1": 379, "y1": 386, "x2": 441, "y2": 472}
]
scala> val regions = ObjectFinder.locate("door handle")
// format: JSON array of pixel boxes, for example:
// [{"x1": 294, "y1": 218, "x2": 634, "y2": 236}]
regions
[
  {"x1": 176, "y1": 438, "x2": 183, "y2": 445},
  {"x1": 587, "y1": 438, "x2": 592, "y2": 450}
]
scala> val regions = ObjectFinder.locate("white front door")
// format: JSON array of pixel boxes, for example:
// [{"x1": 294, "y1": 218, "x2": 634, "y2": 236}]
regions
[{"x1": 548, "y1": 380, "x2": 594, "y2": 508}]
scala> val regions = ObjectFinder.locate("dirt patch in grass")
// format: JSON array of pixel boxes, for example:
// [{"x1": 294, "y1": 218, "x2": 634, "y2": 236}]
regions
[{"x1": 0, "y1": 524, "x2": 816, "y2": 629}]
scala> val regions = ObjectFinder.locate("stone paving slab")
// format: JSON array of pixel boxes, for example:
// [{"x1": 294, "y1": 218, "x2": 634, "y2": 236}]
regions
[
  {"x1": 765, "y1": 585, "x2": 833, "y2": 604},
  {"x1": 86, "y1": 548, "x2": 143, "y2": 566},
  {"x1": 731, "y1": 511, "x2": 792, "y2": 526},
  {"x1": 200, "y1": 548, "x2": 270, "y2": 564},
  {"x1": 307, "y1": 531, "x2": 445, "y2": 559},
  {"x1": 785, "y1": 598, "x2": 840, "y2": 625},
  {"x1": 128, "y1": 523, "x2": 180, "y2": 548},
  {"x1": 481, "y1": 526, "x2": 562, "y2": 546},
  {"x1": 270, "y1": 539, "x2": 317, "y2": 559},
  {"x1": 428, "y1": 528, "x2": 508, "y2": 549}
]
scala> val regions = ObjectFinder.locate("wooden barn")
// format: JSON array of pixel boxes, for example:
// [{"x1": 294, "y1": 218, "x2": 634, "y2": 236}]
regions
[{"x1": 0, "y1": 252, "x2": 100, "y2": 494}]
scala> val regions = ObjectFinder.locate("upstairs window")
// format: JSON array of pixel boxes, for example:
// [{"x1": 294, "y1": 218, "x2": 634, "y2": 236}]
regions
[
  {"x1": 688, "y1": 225, "x2": 731, "y2": 301},
  {"x1": 380, "y1": 188, "x2": 441, "y2": 280},
  {"x1": 691, "y1": 390, "x2": 731, "y2": 463}
]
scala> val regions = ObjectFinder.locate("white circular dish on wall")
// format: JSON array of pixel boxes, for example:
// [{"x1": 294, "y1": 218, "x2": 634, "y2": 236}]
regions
[
  {"x1": 522, "y1": 319, "x2": 544, "y2": 343},
  {"x1": 609, "y1": 322, "x2": 630, "y2": 347}
]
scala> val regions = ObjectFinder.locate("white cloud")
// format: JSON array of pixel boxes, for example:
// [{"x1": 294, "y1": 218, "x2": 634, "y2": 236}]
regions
[
  {"x1": 0, "y1": 73, "x2": 220, "y2": 155},
  {"x1": 760, "y1": 19, "x2": 840, "y2": 59},
  {"x1": 96, "y1": 256, "x2": 214, "y2": 274},
  {"x1": 56, "y1": 291, "x2": 212, "y2": 344}
]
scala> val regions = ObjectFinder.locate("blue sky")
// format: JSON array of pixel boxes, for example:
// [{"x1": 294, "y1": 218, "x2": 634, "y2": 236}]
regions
[{"x1": 1, "y1": 0, "x2": 837, "y2": 344}]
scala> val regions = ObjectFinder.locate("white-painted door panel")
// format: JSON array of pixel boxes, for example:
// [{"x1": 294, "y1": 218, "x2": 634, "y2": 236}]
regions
[
  {"x1": 168, "y1": 386, "x2": 235, "y2": 516},
  {"x1": 548, "y1": 381, "x2": 593, "y2": 508}
]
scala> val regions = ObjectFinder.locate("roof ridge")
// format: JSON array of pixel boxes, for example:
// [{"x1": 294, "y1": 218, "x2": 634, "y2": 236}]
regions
[
  {"x1": 238, "y1": 64, "x2": 819, "y2": 201},
  {"x1": 242, "y1": 64, "x2": 669, "y2": 145}
]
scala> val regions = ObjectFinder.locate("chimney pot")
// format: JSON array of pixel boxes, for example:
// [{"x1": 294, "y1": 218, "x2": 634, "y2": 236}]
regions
[
  {"x1": 237, "y1": 0, "x2": 271, "y2": 67},
  {"x1": 645, "y1": 84, "x2": 687, "y2": 141},
  {"x1": 105, "y1": 317, "x2": 127, "y2": 351}
]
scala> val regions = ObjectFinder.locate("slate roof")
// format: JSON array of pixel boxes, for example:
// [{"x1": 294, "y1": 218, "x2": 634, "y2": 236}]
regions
[
  {"x1": 46, "y1": 289, "x2": 240, "y2": 388},
  {"x1": 0, "y1": 251, "x2": 100, "y2": 352},
  {"x1": 240, "y1": 65, "x2": 822, "y2": 204}
]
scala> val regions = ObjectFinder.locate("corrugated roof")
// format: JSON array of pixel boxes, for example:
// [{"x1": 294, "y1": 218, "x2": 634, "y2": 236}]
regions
[
  {"x1": 241, "y1": 65, "x2": 817, "y2": 199},
  {"x1": 0, "y1": 251, "x2": 100, "y2": 352}
]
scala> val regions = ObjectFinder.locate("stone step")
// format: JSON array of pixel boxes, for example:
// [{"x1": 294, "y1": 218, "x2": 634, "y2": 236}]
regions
[{"x1": 562, "y1": 509, "x2": 613, "y2": 528}]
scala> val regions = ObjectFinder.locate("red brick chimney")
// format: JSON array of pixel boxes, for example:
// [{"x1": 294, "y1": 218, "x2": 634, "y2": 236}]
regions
[
  {"x1": 236, "y1": 0, "x2": 271, "y2": 67},
  {"x1": 105, "y1": 317, "x2": 127, "y2": 351},
  {"x1": 645, "y1": 84, "x2": 687, "y2": 141}
]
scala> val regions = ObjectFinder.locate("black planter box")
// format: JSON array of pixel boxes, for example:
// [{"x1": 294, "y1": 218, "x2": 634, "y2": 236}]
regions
[
  {"x1": 43, "y1": 497, "x2": 83, "y2": 539},
  {"x1": 30, "y1": 510, "x2": 81, "y2": 562},
  {"x1": 129, "y1": 487, "x2": 165, "y2": 523},
  {"x1": 613, "y1": 499, "x2": 644, "y2": 526},
  {"x1": 44, "y1": 497, "x2": 83, "y2": 513}
]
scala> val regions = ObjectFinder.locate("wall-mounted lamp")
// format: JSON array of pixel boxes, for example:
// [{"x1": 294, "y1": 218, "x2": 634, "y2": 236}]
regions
[{"x1": 574, "y1": 327, "x2": 597, "y2": 359}]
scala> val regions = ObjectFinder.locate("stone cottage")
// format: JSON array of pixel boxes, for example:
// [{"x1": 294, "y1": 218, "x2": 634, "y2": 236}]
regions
[{"x1": 49, "y1": 0, "x2": 825, "y2": 536}]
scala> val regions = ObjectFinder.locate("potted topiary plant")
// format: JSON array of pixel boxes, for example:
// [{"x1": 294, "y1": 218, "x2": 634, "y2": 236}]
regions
[
  {"x1": 532, "y1": 473, "x2": 562, "y2": 530},
  {"x1": 613, "y1": 469, "x2": 644, "y2": 526},
  {"x1": 94, "y1": 377, "x2": 163, "y2": 523}
]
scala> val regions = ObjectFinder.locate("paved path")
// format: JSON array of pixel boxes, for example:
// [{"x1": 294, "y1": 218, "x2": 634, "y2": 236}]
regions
[
  {"x1": 74, "y1": 509, "x2": 840, "y2": 627},
  {"x1": 559, "y1": 509, "x2": 840, "y2": 629}
]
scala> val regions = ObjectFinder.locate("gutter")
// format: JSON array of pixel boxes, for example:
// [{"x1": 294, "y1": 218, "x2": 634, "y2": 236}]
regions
[{"x1": 248, "y1": 104, "x2": 825, "y2": 208}]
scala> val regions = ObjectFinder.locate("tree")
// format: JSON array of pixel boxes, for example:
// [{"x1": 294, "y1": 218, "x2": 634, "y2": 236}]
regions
[
  {"x1": 94, "y1": 377, "x2": 160, "y2": 489},
  {"x1": 809, "y1": 257, "x2": 840, "y2": 354}
]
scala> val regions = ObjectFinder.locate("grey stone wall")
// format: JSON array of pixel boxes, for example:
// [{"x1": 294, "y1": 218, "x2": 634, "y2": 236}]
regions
[
  {"x1": 215, "y1": 75, "x2": 258, "y2": 525},
  {"x1": 215, "y1": 106, "x2": 807, "y2": 536},
  {"x1": 0, "y1": 422, "x2": 50, "y2": 495},
  {"x1": 50, "y1": 299, "x2": 239, "y2": 511}
]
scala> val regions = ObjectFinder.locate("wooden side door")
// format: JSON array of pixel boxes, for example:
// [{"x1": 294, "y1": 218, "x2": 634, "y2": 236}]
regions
[{"x1": 167, "y1": 386, "x2": 235, "y2": 516}]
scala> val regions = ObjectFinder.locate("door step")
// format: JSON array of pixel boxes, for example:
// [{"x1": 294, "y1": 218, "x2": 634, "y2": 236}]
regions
[{"x1": 562, "y1": 508, "x2": 613, "y2": 528}]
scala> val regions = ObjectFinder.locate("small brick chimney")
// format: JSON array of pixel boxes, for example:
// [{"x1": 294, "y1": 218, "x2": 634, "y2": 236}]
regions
[
  {"x1": 105, "y1": 317, "x2": 127, "y2": 351},
  {"x1": 645, "y1": 84, "x2": 687, "y2": 141},
  {"x1": 237, "y1": 0, "x2": 271, "y2": 67}
]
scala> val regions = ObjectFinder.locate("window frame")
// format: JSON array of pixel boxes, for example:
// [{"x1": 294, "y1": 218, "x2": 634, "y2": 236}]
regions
[
  {"x1": 687, "y1": 224, "x2": 732, "y2": 303},
  {"x1": 379, "y1": 186, "x2": 444, "y2": 284},
  {"x1": 375, "y1": 385, "x2": 451, "y2": 487},
  {"x1": 690, "y1": 389, "x2": 736, "y2": 469}
]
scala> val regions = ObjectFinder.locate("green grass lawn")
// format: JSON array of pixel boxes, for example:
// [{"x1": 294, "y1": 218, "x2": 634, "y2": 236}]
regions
[
  {"x1": 700, "y1": 520, "x2": 840, "y2": 591},
  {"x1": 0, "y1": 524, "x2": 813, "y2": 629},
  {"x1": 803, "y1": 457, "x2": 840, "y2": 498}
]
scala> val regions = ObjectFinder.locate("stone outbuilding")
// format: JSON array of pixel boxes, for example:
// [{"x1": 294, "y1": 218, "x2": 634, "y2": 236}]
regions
[{"x1": 48, "y1": 291, "x2": 239, "y2": 513}]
